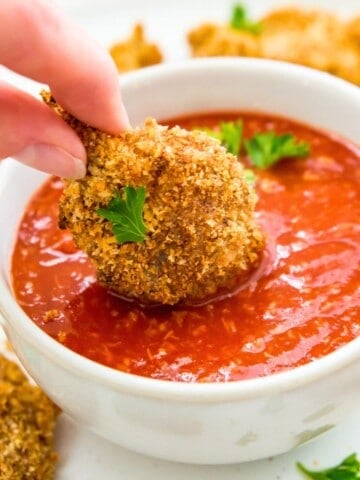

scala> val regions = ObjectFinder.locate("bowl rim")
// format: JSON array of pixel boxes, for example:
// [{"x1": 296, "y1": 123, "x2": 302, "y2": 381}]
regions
[{"x1": 1, "y1": 57, "x2": 360, "y2": 402}]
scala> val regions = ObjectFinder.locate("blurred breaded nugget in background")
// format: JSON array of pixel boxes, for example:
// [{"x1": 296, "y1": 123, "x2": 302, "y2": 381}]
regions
[
  {"x1": 188, "y1": 23, "x2": 259, "y2": 57},
  {"x1": 260, "y1": 9, "x2": 340, "y2": 71},
  {"x1": 0, "y1": 355, "x2": 59, "y2": 480},
  {"x1": 110, "y1": 23, "x2": 163, "y2": 72},
  {"x1": 260, "y1": 8, "x2": 360, "y2": 85},
  {"x1": 188, "y1": 7, "x2": 360, "y2": 86},
  {"x1": 336, "y1": 16, "x2": 360, "y2": 85},
  {"x1": 348, "y1": 15, "x2": 360, "y2": 41}
]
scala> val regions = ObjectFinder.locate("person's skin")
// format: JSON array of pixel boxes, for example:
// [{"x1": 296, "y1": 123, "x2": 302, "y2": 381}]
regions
[{"x1": 0, "y1": 0, "x2": 129, "y2": 178}]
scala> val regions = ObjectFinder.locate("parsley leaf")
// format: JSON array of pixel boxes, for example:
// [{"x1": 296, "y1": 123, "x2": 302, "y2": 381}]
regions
[
  {"x1": 230, "y1": 4, "x2": 262, "y2": 34},
  {"x1": 244, "y1": 132, "x2": 310, "y2": 169},
  {"x1": 243, "y1": 168, "x2": 257, "y2": 186},
  {"x1": 297, "y1": 453, "x2": 360, "y2": 480},
  {"x1": 197, "y1": 121, "x2": 256, "y2": 184},
  {"x1": 220, "y1": 120, "x2": 243, "y2": 156},
  {"x1": 97, "y1": 186, "x2": 147, "y2": 244},
  {"x1": 198, "y1": 120, "x2": 243, "y2": 156}
]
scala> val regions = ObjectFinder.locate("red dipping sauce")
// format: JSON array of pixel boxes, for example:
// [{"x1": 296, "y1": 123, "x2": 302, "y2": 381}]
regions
[{"x1": 11, "y1": 113, "x2": 360, "y2": 382}]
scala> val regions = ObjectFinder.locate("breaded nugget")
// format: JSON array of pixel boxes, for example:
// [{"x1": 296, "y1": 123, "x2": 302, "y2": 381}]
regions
[
  {"x1": 188, "y1": 7, "x2": 360, "y2": 86},
  {"x1": 41, "y1": 92, "x2": 264, "y2": 306},
  {"x1": 188, "y1": 23, "x2": 259, "y2": 57},
  {"x1": 110, "y1": 23, "x2": 162, "y2": 72},
  {"x1": 335, "y1": 16, "x2": 360, "y2": 85},
  {"x1": 260, "y1": 9, "x2": 344, "y2": 72},
  {"x1": 0, "y1": 355, "x2": 59, "y2": 480},
  {"x1": 261, "y1": 9, "x2": 360, "y2": 85},
  {"x1": 347, "y1": 16, "x2": 360, "y2": 43},
  {"x1": 260, "y1": 7, "x2": 312, "y2": 30}
]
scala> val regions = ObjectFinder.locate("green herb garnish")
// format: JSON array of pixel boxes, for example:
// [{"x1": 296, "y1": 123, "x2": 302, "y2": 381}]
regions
[
  {"x1": 297, "y1": 453, "x2": 360, "y2": 480},
  {"x1": 219, "y1": 120, "x2": 243, "y2": 156},
  {"x1": 198, "y1": 120, "x2": 243, "y2": 156},
  {"x1": 97, "y1": 186, "x2": 147, "y2": 244},
  {"x1": 230, "y1": 4, "x2": 262, "y2": 34},
  {"x1": 244, "y1": 132, "x2": 310, "y2": 169},
  {"x1": 243, "y1": 168, "x2": 257, "y2": 186}
]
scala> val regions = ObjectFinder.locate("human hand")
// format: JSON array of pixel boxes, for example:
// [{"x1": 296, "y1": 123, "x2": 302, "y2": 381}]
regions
[{"x1": 0, "y1": 0, "x2": 129, "y2": 178}]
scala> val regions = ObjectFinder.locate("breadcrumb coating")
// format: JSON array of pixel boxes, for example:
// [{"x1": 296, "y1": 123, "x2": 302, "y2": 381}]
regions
[
  {"x1": 188, "y1": 23, "x2": 259, "y2": 58},
  {"x1": 42, "y1": 91, "x2": 264, "y2": 305},
  {"x1": 110, "y1": 23, "x2": 162, "y2": 72},
  {"x1": 188, "y1": 7, "x2": 360, "y2": 86},
  {"x1": 0, "y1": 355, "x2": 59, "y2": 480}
]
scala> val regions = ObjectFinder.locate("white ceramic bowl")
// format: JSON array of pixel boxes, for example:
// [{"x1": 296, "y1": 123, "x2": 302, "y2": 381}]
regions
[{"x1": 0, "y1": 58, "x2": 360, "y2": 465}]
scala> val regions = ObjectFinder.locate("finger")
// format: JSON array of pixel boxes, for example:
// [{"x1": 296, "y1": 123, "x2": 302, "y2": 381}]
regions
[
  {"x1": 0, "y1": 81, "x2": 86, "y2": 178},
  {"x1": 0, "y1": 0, "x2": 129, "y2": 134}
]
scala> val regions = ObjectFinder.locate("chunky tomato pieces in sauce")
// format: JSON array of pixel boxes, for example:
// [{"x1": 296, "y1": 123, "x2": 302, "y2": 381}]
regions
[{"x1": 12, "y1": 113, "x2": 360, "y2": 382}]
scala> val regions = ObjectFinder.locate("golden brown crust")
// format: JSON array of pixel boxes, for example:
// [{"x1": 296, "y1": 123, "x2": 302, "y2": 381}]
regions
[
  {"x1": 42, "y1": 91, "x2": 264, "y2": 305},
  {"x1": 110, "y1": 23, "x2": 163, "y2": 72},
  {"x1": 188, "y1": 7, "x2": 360, "y2": 86},
  {"x1": 0, "y1": 355, "x2": 59, "y2": 480},
  {"x1": 188, "y1": 23, "x2": 259, "y2": 57}
]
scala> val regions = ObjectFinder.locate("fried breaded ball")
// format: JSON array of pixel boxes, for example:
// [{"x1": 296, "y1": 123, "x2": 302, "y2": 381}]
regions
[
  {"x1": 110, "y1": 23, "x2": 162, "y2": 72},
  {"x1": 0, "y1": 355, "x2": 59, "y2": 480},
  {"x1": 348, "y1": 16, "x2": 360, "y2": 43},
  {"x1": 260, "y1": 9, "x2": 341, "y2": 71},
  {"x1": 188, "y1": 7, "x2": 360, "y2": 86},
  {"x1": 41, "y1": 92, "x2": 264, "y2": 306},
  {"x1": 188, "y1": 23, "x2": 259, "y2": 57},
  {"x1": 260, "y1": 8, "x2": 360, "y2": 84}
]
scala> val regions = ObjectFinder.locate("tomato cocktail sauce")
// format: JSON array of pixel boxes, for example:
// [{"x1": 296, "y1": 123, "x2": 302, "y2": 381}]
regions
[{"x1": 11, "y1": 113, "x2": 360, "y2": 382}]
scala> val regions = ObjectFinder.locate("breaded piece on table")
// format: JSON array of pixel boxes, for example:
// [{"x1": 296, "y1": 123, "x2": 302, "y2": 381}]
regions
[
  {"x1": 42, "y1": 92, "x2": 264, "y2": 306},
  {"x1": 0, "y1": 355, "x2": 59, "y2": 480},
  {"x1": 188, "y1": 7, "x2": 360, "y2": 86},
  {"x1": 110, "y1": 23, "x2": 162, "y2": 72}
]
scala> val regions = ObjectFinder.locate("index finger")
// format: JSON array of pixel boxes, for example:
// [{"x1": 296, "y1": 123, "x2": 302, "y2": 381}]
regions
[{"x1": 0, "y1": 0, "x2": 129, "y2": 133}]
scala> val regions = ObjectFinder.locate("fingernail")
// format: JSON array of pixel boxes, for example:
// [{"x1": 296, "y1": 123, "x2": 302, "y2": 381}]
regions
[
  {"x1": 120, "y1": 101, "x2": 131, "y2": 130},
  {"x1": 13, "y1": 144, "x2": 86, "y2": 179}
]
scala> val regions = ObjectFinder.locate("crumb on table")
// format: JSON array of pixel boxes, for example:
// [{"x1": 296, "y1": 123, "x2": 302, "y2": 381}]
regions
[{"x1": 0, "y1": 355, "x2": 60, "y2": 480}]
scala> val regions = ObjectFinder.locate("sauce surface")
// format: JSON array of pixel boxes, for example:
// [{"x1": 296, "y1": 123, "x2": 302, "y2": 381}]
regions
[{"x1": 11, "y1": 113, "x2": 360, "y2": 382}]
